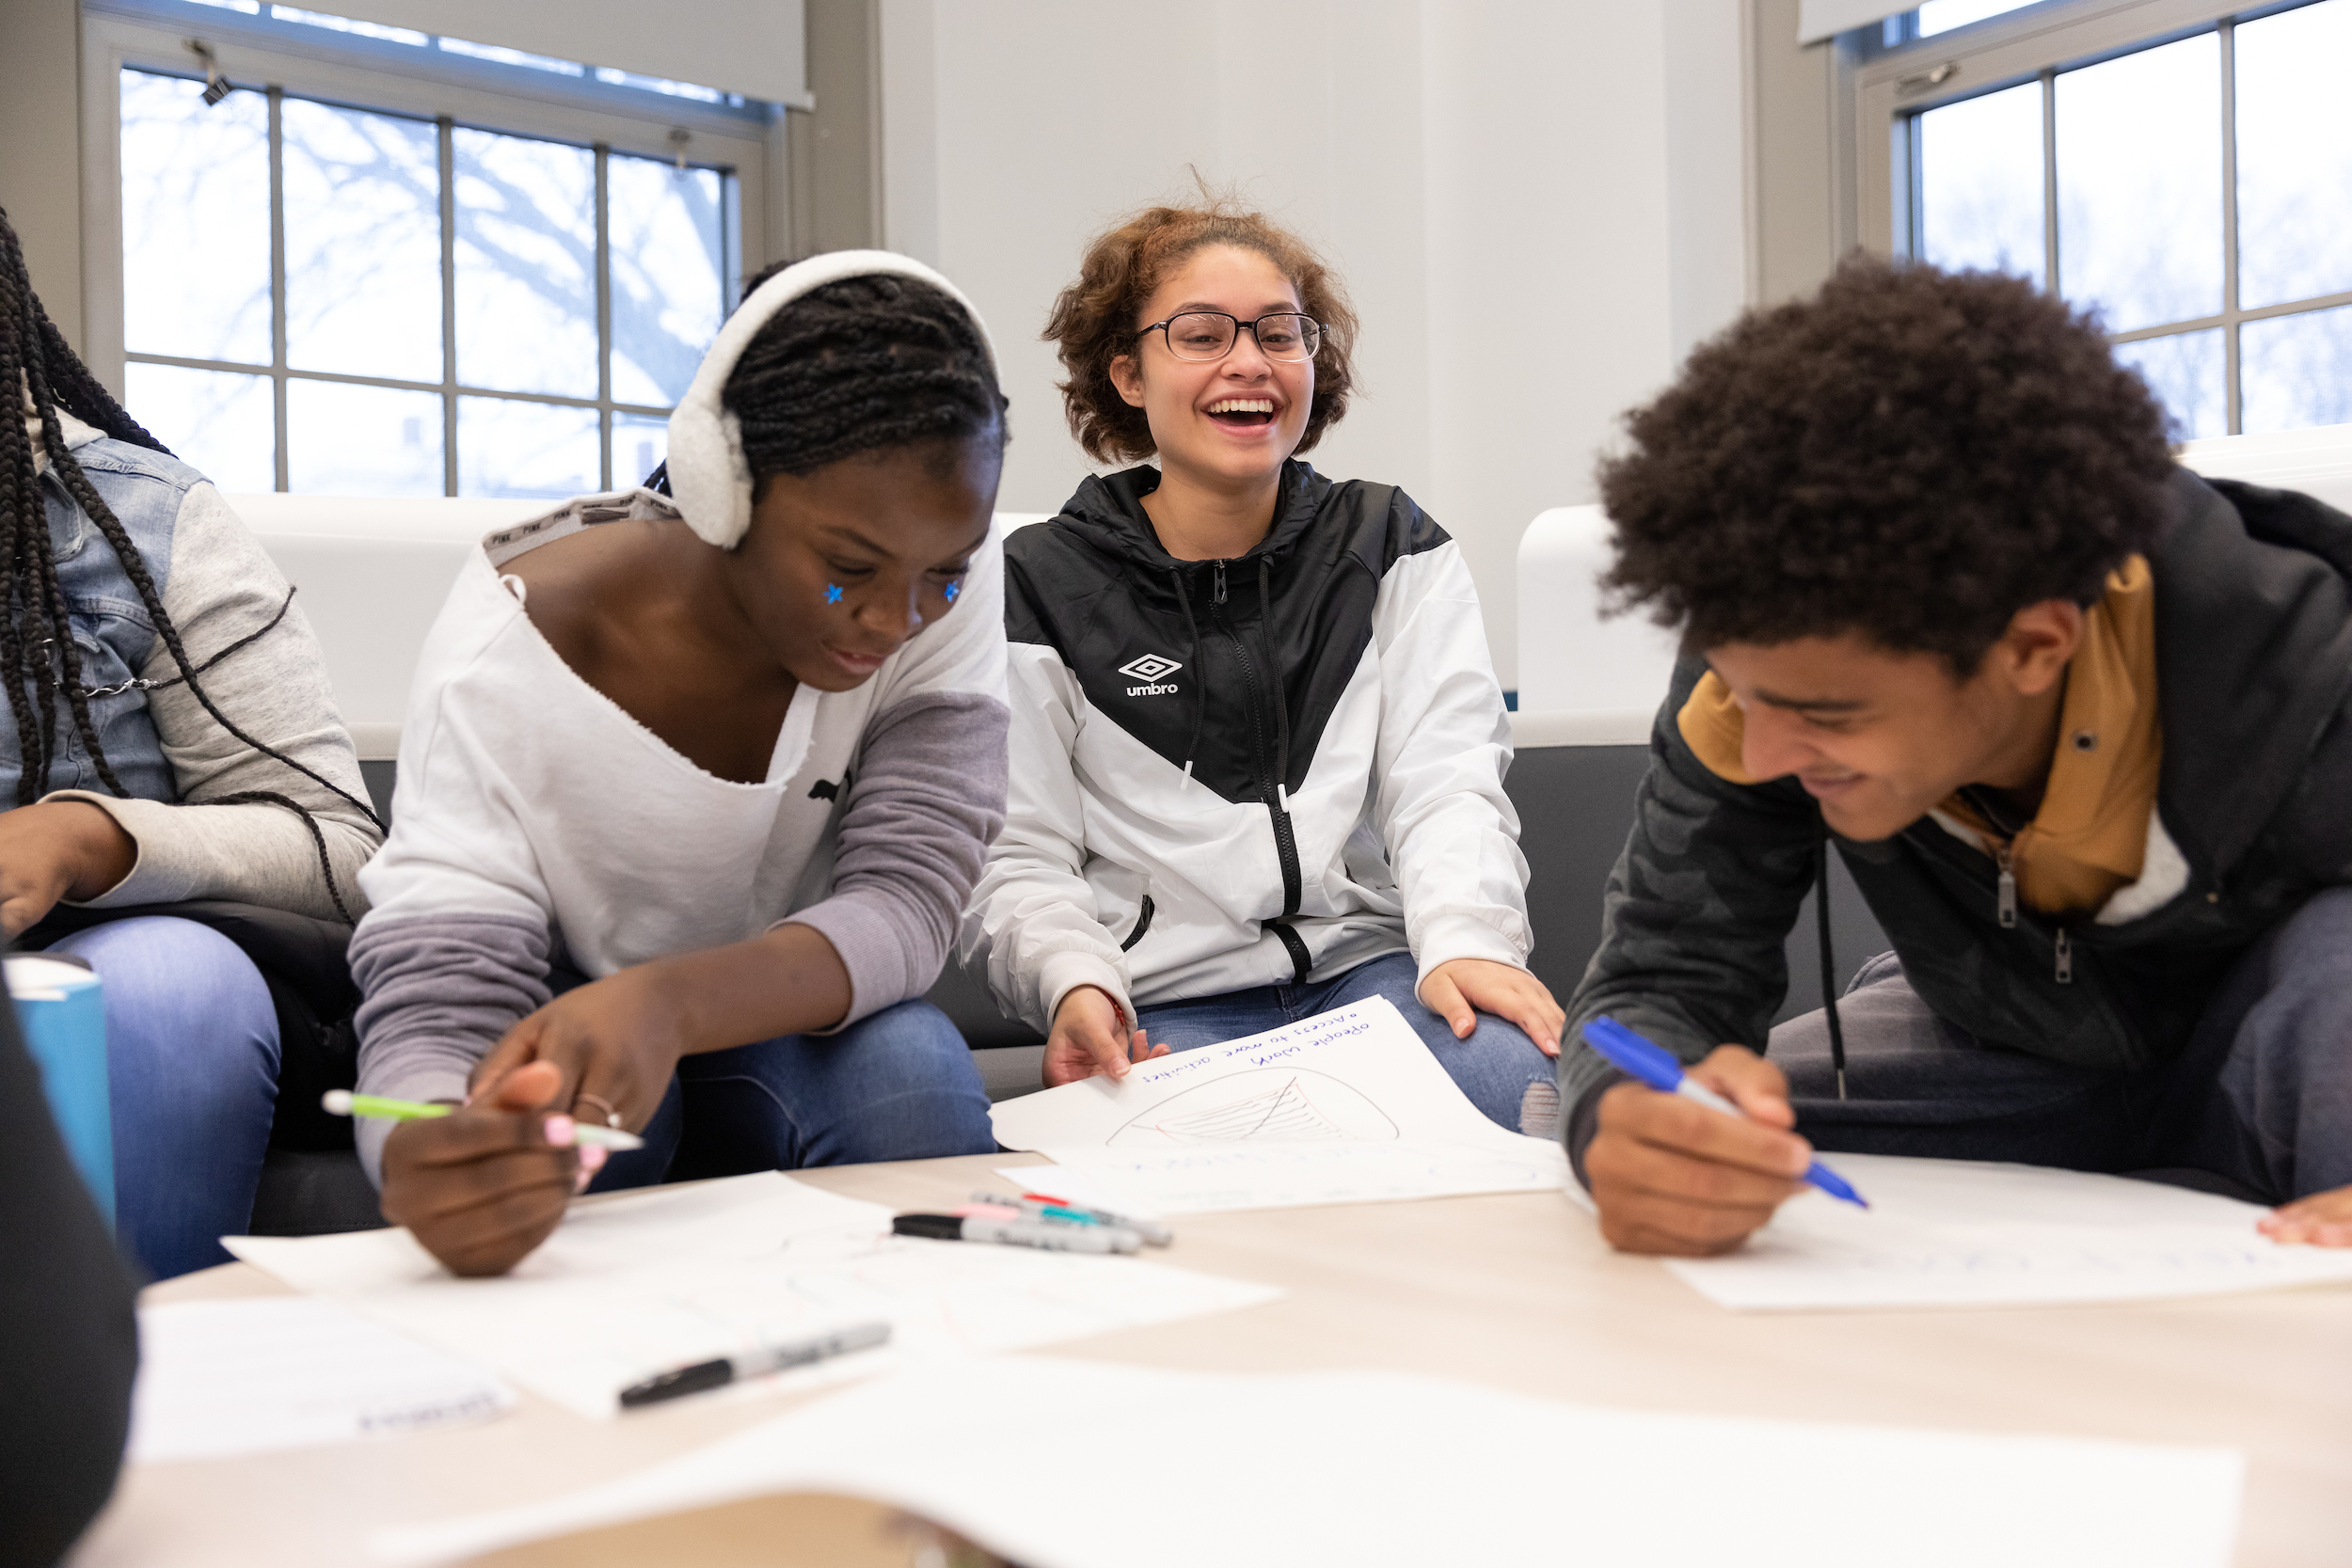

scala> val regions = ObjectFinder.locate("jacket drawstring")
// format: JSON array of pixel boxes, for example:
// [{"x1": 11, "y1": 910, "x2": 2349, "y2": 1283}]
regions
[
  {"x1": 1816, "y1": 816, "x2": 1848, "y2": 1101},
  {"x1": 1168, "y1": 566, "x2": 1207, "y2": 782},
  {"x1": 1259, "y1": 555, "x2": 1292, "y2": 810}
]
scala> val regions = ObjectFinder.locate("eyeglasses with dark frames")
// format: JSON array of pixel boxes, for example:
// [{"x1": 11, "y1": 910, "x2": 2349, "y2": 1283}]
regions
[{"x1": 1136, "y1": 310, "x2": 1323, "y2": 363}]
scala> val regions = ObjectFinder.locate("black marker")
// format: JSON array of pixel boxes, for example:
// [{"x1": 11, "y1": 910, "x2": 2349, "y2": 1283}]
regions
[
  {"x1": 617, "y1": 1321, "x2": 892, "y2": 1409},
  {"x1": 893, "y1": 1212, "x2": 1140, "y2": 1255}
]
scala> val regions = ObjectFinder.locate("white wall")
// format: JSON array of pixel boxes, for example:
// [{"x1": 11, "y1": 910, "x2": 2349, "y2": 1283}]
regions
[
  {"x1": 0, "y1": 0, "x2": 87, "y2": 347},
  {"x1": 878, "y1": 0, "x2": 1748, "y2": 689}
]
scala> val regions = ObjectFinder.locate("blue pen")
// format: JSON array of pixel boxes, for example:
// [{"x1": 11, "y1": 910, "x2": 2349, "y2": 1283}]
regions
[{"x1": 1581, "y1": 1016, "x2": 1869, "y2": 1209}]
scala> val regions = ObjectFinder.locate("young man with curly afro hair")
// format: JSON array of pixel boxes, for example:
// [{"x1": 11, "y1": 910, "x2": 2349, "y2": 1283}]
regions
[{"x1": 1558, "y1": 256, "x2": 2352, "y2": 1257}]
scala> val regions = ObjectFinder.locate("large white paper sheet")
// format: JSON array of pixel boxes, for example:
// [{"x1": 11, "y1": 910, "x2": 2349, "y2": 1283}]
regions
[
  {"x1": 1665, "y1": 1153, "x2": 2352, "y2": 1311},
  {"x1": 991, "y1": 997, "x2": 1568, "y2": 1211},
  {"x1": 226, "y1": 1173, "x2": 1279, "y2": 1418},
  {"x1": 372, "y1": 1357, "x2": 2244, "y2": 1568},
  {"x1": 129, "y1": 1298, "x2": 513, "y2": 1463}
]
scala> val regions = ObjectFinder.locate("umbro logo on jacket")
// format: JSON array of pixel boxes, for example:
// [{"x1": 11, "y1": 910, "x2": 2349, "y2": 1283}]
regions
[{"x1": 1117, "y1": 653, "x2": 1184, "y2": 694}]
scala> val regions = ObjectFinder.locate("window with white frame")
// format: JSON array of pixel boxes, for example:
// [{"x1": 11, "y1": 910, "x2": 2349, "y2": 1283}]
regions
[
  {"x1": 1863, "y1": 0, "x2": 2352, "y2": 440},
  {"x1": 90, "y1": 1, "x2": 771, "y2": 498}
]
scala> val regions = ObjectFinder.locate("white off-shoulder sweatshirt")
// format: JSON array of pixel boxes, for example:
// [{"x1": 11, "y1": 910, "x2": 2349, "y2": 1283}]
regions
[{"x1": 348, "y1": 489, "x2": 1010, "y2": 1181}]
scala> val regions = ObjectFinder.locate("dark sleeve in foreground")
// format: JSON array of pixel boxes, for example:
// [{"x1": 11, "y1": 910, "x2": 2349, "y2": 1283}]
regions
[
  {"x1": 0, "y1": 994, "x2": 138, "y2": 1568},
  {"x1": 1558, "y1": 656, "x2": 1822, "y2": 1171}
]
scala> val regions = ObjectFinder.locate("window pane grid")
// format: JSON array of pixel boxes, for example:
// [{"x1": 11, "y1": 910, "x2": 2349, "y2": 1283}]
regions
[
  {"x1": 119, "y1": 66, "x2": 732, "y2": 497},
  {"x1": 1905, "y1": 0, "x2": 2352, "y2": 440}
]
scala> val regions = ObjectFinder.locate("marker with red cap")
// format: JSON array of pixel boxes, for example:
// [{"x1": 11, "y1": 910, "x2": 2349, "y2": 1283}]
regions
[{"x1": 989, "y1": 1189, "x2": 1174, "y2": 1246}]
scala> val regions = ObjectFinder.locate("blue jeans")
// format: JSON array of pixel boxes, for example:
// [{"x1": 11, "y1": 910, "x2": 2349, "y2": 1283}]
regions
[
  {"x1": 49, "y1": 917, "x2": 280, "y2": 1280},
  {"x1": 1770, "y1": 887, "x2": 2352, "y2": 1204},
  {"x1": 1134, "y1": 952, "x2": 1557, "y2": 1135},
  {"x1": 587, "y1": 997, "x2": 996, "y2": 1192}
]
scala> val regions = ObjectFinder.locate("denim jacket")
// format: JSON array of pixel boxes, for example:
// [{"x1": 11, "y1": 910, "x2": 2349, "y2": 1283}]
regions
[
  {"x1": 19, "y1": 432, "x2": 187, "y2": 803},
  {"x1": 8, "y1": 413, "x2": 377, "y2": 927}
]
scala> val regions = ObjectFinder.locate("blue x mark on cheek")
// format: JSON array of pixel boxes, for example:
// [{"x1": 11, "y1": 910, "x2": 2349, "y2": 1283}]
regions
[
  {"x1": 945, "y1": 581, "x2": 960, "y2": 603},
  {"x1": 824, "y1": 583, "x2": 844, "y2": 605}
]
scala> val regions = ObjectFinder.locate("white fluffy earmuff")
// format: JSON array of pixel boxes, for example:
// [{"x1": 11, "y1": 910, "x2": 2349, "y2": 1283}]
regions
[{"x1": 662, "y1": 250, "x2": 1000, "y2": 548}]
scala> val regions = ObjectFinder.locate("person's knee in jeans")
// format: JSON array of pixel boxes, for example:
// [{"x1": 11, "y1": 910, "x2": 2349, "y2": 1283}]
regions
[
  {"x1": 1343, "y1": 955, "x2": 1556, "y2": 1136},
  {"x1": 1438, "y1": 1012, "x2": 1560, "y2": 1137},
  {"x1": 2195, "y1": 887, "x2": 2352, "y2": 1199},
  {"x1": 53, "y1": 917, "x2": 280, "y2": 1278},
  {"x1": 773, "y1": 1000, "x2": 995, "y2": 1165}
]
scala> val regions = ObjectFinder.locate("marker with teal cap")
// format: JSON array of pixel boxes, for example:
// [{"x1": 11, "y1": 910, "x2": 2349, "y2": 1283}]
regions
[{"x1": 1580, "y1": 1016, "x2": 1868, "y2": 1209}]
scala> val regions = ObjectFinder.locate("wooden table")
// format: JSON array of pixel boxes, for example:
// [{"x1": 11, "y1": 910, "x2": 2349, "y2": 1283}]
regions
[{"x1": 72, "y1": 1152, "x2": 2352, "y2": 1568}]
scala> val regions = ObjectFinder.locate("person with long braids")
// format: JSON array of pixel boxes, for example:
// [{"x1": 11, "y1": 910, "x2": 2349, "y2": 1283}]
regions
[
  {"x1": 963, "y1": 198, "x2": 1565, "y2": 1130},
  {"x1": 355, "y1": 253, "x2": 1009, "y2": 1275},
  {"x1": 0, "y1": 208, "x2": 383, "y2": 1279}
]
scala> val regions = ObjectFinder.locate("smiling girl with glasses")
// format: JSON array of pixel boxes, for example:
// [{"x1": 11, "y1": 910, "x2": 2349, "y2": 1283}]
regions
[{"x1": 963, "y1": 197, "x2": 1565, "y2": 1134}]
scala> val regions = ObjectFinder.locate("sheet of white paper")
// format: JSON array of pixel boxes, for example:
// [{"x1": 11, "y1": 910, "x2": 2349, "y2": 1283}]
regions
[
  {"x1": 129, "y1": 1298, "x2": 513, "y2": 1463},
  {"x1": 993, "y1": 997, "x2": 1526, "y2": 1151},
  {"x1": 226, "y1": 1173, "x2": 1279, "y2": 1418},
  {"x1": 990, "y1": 997, "x2": 1566, "y2": 1212},
  {"x1": 1665, "y1": 1153, "x2": 2352, "y2": 1311},
  {"x1": 1026, "y1": 1136, "x2": 1569, "y2": 1215},
  {"x1": 372, "y1": 1357, "x2": 2243, "y2": 1568}
]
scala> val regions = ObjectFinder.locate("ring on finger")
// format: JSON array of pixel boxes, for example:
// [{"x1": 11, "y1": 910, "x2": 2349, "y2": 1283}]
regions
[{"x1": 574, "y1": 1091, "x2": 623, "y2": 1129}]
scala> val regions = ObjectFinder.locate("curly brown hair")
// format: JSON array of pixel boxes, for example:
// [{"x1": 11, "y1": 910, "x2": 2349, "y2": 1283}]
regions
[
  {"x1": 1597, "y1": 255, "x2": 2176, "y2": 671},
  {"x1": 1044, "y1": 197, "x2": 1359, "y2": 464}
]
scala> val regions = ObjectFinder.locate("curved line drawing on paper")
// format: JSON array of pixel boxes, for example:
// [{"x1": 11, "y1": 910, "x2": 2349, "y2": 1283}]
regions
[{"x1": 1106, "y1": 1069, "x2": 1400, "y2": 1148}]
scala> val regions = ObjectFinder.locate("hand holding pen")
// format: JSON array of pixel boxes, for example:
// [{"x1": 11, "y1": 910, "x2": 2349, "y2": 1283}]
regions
[
  {"x1": 1577, "y1": 1018, "x2": 1857, "y2": 1259},
  {"x1": 363, "y1": 1062, "x2": 620, "y2": 1279}
]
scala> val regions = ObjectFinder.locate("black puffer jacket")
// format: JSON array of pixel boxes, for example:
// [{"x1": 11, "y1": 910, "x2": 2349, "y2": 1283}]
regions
[{"x1": 1562, "y1": 470, "x2": 2352, "y2": 1124}]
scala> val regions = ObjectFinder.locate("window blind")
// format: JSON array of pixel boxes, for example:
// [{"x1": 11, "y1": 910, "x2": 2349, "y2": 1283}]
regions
[{"x1": 317, "y1": 0, "x2": 808, "y2": 104}]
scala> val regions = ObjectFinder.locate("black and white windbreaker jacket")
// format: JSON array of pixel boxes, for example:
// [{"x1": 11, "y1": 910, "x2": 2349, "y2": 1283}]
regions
[{"x1": 961, "y1": 459, "x2": 1533, "y2": 1033}]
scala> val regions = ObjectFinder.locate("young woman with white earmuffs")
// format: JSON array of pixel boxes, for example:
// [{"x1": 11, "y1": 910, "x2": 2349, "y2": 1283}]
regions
[{"x1": 353, "y1": 253, "x2": 1010, "y2": 1276}]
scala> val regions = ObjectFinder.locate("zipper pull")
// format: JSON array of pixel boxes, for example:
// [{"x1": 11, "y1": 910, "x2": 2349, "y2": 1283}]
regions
[
  {"x1": 2054, "y1": 927, "x2": 2073, "y2": 985},
  {"x1": 1995, "y1": 844, "x2": 2017, "y2": 929},
  {"x1": 1212, "y1": 560, "x2": 1228, "y2": 605}
]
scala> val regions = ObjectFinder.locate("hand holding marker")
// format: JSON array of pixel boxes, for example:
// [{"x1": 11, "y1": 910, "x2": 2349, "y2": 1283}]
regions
[{"x1": 1580, "y1": 1018, "x2": 1867, "y2": 1209}]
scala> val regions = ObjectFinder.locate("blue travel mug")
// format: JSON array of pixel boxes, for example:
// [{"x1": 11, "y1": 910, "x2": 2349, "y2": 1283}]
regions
[{"x1": 7, "y1": 953, "x2": 113, "y2": 1226}]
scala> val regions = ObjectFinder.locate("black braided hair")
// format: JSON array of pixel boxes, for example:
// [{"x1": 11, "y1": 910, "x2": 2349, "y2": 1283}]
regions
[
  {"x1": 722, "y1": 270, "x2": 1006, "y2": 485},
  {"x1": 1, "y1": 208, "x2": 380, "y2": 924}
]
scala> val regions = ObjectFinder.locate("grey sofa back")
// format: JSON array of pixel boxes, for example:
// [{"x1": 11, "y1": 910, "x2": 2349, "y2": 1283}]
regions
[{"x1": 1507, "y1": 742, "x2": 1887, "y2": 1030}]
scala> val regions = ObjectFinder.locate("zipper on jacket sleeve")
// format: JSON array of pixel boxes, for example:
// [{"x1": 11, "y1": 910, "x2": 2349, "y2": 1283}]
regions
[
  {"x1": 2054, "y1": 927, "x2": 2073, "y2": 984},
  {"x1": 1995, "y1": 843, "x2": 2018, "y2": 928}
]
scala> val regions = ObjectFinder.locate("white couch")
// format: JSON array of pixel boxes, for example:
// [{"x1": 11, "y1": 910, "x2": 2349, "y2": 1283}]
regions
[{"x1": 231, "y1": 495, "x2": 539, "y2": 762}]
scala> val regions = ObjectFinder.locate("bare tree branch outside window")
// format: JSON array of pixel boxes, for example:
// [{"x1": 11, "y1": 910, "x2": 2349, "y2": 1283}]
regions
[{"x1": 119, "y1": 67, "x2": 733, "y2": 501}]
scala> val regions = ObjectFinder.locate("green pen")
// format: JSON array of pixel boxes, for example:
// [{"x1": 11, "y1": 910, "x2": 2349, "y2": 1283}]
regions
[{"x1": 320, "y1": 1088, "x2": 646, "y2": 1151}]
